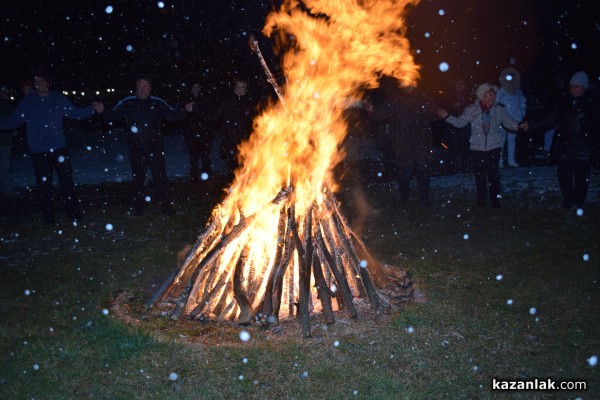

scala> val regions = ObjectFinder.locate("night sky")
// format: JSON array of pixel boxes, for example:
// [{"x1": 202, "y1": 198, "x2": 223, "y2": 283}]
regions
[{"x1": 1, "y1": 0, "x2": 599, "y2": 98}]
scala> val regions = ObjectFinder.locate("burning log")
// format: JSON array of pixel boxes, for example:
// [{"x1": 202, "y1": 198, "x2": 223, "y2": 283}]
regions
[
  {"x1": 149, "y1": 185, "x2": 413, "y2": 336},
  {"x1": 148, "y1": 0, "x2": 420, "y2": 336}
]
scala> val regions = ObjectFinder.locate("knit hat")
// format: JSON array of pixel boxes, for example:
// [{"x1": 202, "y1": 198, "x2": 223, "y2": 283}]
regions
[
  {"x1": 569, "y1": 71, "x2": 589, "y2": 89},
  {"x1": 476, "y1": 83, "x2": 497, "y2": 101}
]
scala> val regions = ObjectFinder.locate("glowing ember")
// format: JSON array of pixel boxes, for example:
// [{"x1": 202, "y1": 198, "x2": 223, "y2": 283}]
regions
[{"x1": 149, "y1": 0, "x2": 419, "y2": 336}]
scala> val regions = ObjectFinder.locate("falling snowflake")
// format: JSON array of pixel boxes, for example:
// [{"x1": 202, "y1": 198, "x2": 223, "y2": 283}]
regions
[
  {"x1": 506, "y1": 299, "x2": 513, "y2": 305},
  {"x1": 239, "y1": 330, "x2": 251, "y2": 342},
  {"x1": 105, "y1": 5, "x2": 113, "y2": 14},
  {"x1": 496, "y1": 274, "x2": 503, "y2": 281},
  {"x1": 169, "y1": 372, "x2": 178, "y2": 381},
  {"x1": 529, "y1": 307, "x2": 537, "y2": 315},
  {"x1": 201, "y1": 172, "x2": 209, "y2": 180},
  {"x1": 588, "y1": 355, "x2": 598, "y2": 367},
  {"x1": 582, "y1": 253, "x2": 590, "y2": 262},
  {"x1": 105, "y1": 223, "x2": 114, "y2": 231},
  {"x1": 439, "y1": 62, "x2": 449, "y2": 72}
]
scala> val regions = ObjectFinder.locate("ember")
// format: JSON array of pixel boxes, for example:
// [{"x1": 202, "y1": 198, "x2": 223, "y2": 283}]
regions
[{"x1": 149, "y1": 0, "x2": 420, "y2": 337}]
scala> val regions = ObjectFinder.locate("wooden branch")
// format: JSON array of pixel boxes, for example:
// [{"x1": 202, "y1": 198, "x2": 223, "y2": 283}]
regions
[
  {"x1": 260, "y1": 207, "x2": 287, "y2": 322},
  {"x1": 271, "y1": 205, "x2": 297, "y2": 324},
  {"x1": 233, "y1": 247, "x2": 254, "y2": 325},
  {"x1": 316, "y1": 227, "x2": 357, "y2": 318},
  {"x1": 151, "y1": 217, "x2": 223, "y2": 304},
  {"x1": 176, "y1": 213, "x2": 252, "y2": 319},
  {"x1": 325, "y1": 195, "x2": 380, "y2": 309},
  {"x1": 292, "y1": 208, "x2": 312, "y2": 337},
  {"x1": 312, "y1": 251, "x2": 335, "y2": 324}
]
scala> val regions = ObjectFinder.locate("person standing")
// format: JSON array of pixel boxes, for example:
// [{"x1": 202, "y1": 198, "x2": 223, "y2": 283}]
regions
[
  {"x1": 439, "y1": 83, "x2": 528, "y2": 207},
  {"x1": 0, "y1": 83, "x2": 17, "y2": 196},
  {"x1": 368, "y1": 77, "x2": 443, "y2": 207},
  {"x1": 496, "y1": 67, "x2": 527, "y2": 168},
  {"x1": 102, "y1": 75, "x2": 193, "y2": 216},
  {"x1": 219, "y1": 78, "x2": 256, "y2": 178},
  {"x1": 181, "y1": 81, "x2": 219, "y2": 182},
  {"x1": 443, "y1": 78, "x2": 473, "y2": 173},
  {"x1": 0, "y1": 70, "x2": 103, "y2": 224},
  {"x1": 530, "y1": 71, "x2": 600, "y2": 208}
]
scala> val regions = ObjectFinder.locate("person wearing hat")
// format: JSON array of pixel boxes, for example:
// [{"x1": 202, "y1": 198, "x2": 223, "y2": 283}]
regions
[
  {"x1": 0, "y1": 69, "x2": 104, "y2": 224},
  {"x1": 529, "y1": 71, "x2": 600, "y2": 209},
  {"x1": 496, "y1": 67, "x2": 527, "y2": 168},
  {"x1": 438, "y1": 83, "x2": 528, "y2": 207}
]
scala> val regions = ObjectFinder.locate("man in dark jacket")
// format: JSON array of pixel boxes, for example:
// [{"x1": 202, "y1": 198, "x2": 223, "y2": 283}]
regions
[
  {"x1": 181, "y1": 81, "x2": 219, "y2": 182},
  {"x1": 368, "y1": 78, "x2": 442, "y2": 206},
  {"x1": 0, "y1": 70, "x2": 103, "y2": 224},
  {"x1": 531, "y1": 71, "x2": 600, "y2": 208},
  {"x1": 103, "y1": 75, "x2": 193, "y2": 216}
]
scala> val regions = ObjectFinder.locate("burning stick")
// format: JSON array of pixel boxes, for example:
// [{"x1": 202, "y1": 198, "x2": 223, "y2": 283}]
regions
[{"x1": 249, "y1": 35, "x2": 288, "y2": 113}]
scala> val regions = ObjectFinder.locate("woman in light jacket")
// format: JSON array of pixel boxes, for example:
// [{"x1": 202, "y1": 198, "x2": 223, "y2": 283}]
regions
[{"x1": 439, "y1": 83, "x2": 528, "y2": 207}]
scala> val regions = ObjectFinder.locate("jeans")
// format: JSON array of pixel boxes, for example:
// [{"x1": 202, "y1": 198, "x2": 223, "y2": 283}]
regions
[
  {"x1": 471, "y1": 148, "x2": 502, "y2": 204},
  {"x1": 31, "y1": 148, "x2": 80, "y2": 223}
]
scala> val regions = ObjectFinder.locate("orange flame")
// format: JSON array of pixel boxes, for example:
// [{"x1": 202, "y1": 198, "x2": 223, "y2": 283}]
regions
[{"x1": 184, "y1": 0, "x2": 420, "y2": 319}]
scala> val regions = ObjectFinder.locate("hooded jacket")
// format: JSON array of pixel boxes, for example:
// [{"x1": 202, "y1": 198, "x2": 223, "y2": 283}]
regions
[{"x1": 496, "y1": 68, "x2": 527, "y2": 130}]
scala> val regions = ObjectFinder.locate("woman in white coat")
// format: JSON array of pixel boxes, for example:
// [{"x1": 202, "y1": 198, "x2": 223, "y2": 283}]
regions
[{"x1": 439, "y1": 83, "x2": 528, "y2": 207}]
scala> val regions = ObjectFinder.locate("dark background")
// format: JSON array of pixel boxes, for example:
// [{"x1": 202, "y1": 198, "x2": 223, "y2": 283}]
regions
[{"x1": 1, "y1": 0, "x2": 599, "y2": 99}]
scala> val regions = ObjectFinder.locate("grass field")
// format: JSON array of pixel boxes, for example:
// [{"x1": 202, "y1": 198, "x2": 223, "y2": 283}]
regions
[{"x1": 1, "y1": 175, "x2": 598, "y2": 399}]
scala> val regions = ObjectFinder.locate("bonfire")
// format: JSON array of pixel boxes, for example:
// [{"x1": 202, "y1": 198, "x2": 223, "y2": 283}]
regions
[{"x1": 148, "y1": 0, "x2": 421, "y2": 337}]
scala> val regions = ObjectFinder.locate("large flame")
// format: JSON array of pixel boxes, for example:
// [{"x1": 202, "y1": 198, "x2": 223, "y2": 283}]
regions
[{"x1": 169, "y1": 0, "x2": 420, "y2": 321}]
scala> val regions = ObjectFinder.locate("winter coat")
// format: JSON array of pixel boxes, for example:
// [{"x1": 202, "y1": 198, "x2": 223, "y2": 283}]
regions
[
  {"x1": 219, "y1": 93, "x2": 256, "y2": 148},
  {"x1": 181, "y1": 92, "x2": 220, "y2": 140},
  {"x1": 532, "y1": 92, "x2": 600, "y2": 164},
  {"x1": 0, "y1": 91, "x2": 93, "y2": 153},
  {"x1": 370, "y1": 87, "x2": 439, "y2": 166},
  {"x1": 103, "y1": 96, "x2": 188, "y2": 150},
  {"x1": 496, "y1": 88, "x2": 527, "y2": 132},
  {"x1": 445, "y1": 102, "x2": 519, "y2": 152}
]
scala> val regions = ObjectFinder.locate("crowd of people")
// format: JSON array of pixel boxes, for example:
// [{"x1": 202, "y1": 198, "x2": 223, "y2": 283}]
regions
[
  {"x1": 0, "y1": 66, "x2": 599, "y2": 224},
  {"x1": 364, "y1": 69, "x2": 599, "y2": 210}
]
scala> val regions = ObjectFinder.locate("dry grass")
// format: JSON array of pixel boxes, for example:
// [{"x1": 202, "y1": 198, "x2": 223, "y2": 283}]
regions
[{"x1": 1, "y1": 175, "x2": 599, "y2": 399}]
